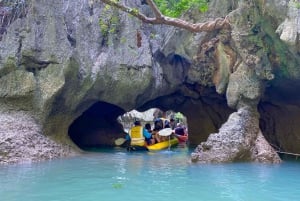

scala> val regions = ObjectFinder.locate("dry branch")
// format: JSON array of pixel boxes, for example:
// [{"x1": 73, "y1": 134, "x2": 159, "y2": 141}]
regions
[{"x1": 100, "y1": 0, "x2": 230, "y2": 33}]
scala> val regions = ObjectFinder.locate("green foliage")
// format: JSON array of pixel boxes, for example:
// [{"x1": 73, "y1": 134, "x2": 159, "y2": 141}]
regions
[
  {"x1": 99, "y1": 20, "x2": 109, "y2": 36},
  {"x1": 153, "y1": 0, "x2": 209, "y2": 17},
  {"x1": 120, "y1": 37, "x2": 127, "y2": 44},
  {"x1": 294, "y1": 2, "x2": 300, "y2": 9},
  {"x1": 289, "y1": 0, "x2": 300, "y2": 9},
  {"x1": 150, "y1": 33, "x2": 157, "y2": 39},
  {"x1": 131, "y1": 8, "x2": 139, "y2": 15},
  {"x1": 98, "y1": 4, "x2": 120, "y2": 45}
]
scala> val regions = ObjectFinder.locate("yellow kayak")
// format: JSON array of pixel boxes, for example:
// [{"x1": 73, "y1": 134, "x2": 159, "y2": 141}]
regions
[{"x1": 147, "y1": 137, "x2": 179, "y2": 151}]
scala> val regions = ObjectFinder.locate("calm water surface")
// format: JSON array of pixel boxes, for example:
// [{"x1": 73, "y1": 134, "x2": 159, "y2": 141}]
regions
[{"x1": 0, "y1": 146, "x2": 299, "y2": 201}]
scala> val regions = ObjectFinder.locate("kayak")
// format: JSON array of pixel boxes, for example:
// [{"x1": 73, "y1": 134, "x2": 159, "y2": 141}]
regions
[
  {"x1": 147, "y1": 137, "x2": 179, "y2": 151},
  {"x1": 126, "y1": 137, "x2": 179, "y2": 152}
]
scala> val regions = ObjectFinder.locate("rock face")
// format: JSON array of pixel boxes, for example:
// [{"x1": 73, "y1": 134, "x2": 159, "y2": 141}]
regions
[
  {"x1": 1, "y1": 0, "x2": 300, "y2": 164},
  {"x1": 191, "y1": 107, "x2": 281, "y2": 163},
  {"x1": 0, "y1": 110, "x2": 76, "y2": 164}
]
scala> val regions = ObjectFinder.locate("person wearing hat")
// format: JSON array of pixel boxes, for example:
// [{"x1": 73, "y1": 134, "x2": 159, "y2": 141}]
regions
[{"x1": 126, "y1": 120, "x2": 152, "y2": 146}]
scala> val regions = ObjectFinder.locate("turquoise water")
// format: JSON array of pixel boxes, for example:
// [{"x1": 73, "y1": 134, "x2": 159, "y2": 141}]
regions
[{"x1": 0, "y1": 146, "x2": 299, "y2": 201}]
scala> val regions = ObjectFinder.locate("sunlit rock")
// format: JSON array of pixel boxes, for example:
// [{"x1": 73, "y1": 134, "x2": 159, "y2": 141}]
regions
[{"x1": 1, "y1": 0, "x2": 300, "y2": 164}]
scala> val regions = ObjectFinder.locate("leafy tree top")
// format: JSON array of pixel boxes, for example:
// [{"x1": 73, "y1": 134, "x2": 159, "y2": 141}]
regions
[{"x1": 153, "y1": 0, "x2": 209, "y2": 17}]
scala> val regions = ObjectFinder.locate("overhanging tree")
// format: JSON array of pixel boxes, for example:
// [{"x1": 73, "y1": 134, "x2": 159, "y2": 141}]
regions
[{"x1": 100, "y1": 0, "x2": 230, "y2": 33}]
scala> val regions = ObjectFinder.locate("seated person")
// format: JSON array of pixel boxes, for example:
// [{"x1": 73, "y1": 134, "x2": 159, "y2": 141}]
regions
[
  {"x1": 126, "y1": 120, "x2": 152, "y2": 146},
  {"x1": 152, "y1": 128, "x2": 168, "y2": 143},
  {"x1": 174, "y1": 123, "x2": 188, "y2": 138},
  {"x1": 170, "y1": 118, "x2": 176, "y2": 129},
  {"x1": 153, "y1": 118, "x2": 171, "y2": 143},
  {"x1": 174, "y1": 126, "x2": 185, "y2": 136},
  {"x1": 154, "y1": 118, "x2": 171, "y2": 129},
  {"x1": 163, "y1": 119, "x2": 170, "y2": 128},
  {"x1": 154, "y1": 118, "x2": 164, "y2": 130},
  {"x1": 152, "y1": 128, "x2": 169, "y2": 143},
  {"x1": 144, "y1": 123, "x2": 155, "y2": 145},
  {"x1": 144, "y1": 123, "x2": 152, "y2": 133}
]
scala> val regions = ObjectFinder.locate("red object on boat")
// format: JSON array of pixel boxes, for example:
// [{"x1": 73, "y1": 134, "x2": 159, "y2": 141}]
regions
[{"x1": 176, "y1": 134, "x2": 188, "y2": 142}]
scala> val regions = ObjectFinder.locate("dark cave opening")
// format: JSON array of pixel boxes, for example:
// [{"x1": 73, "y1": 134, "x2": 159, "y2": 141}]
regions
[
  {"x1": 68, "y1": 101, "x2": 126, "y2": 149},
  {"x1": 258, "y1": 79, "x2": 300, "y2": 154}
]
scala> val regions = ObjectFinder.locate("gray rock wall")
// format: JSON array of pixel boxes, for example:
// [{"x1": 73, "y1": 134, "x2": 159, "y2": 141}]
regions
[{"x1": 0, "y1": 0, "x2": 299, "y2": 164}]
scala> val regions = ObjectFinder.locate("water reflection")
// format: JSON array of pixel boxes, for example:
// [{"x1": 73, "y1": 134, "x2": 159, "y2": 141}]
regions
[{"x1": 1, "y1": 148, "x2": 300, "y2": 201}]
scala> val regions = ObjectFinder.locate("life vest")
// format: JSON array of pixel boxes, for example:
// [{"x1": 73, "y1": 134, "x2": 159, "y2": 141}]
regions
[
  {"x1": 155, "y1": 118, "x2": 170, "y2": 129},
  {"x1": 129, "y1": 125, "x2": 145, "y2": 146}
]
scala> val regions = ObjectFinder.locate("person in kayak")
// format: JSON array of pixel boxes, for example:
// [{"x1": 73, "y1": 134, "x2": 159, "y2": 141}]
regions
[
  {"x1": 144, "y1": 123, "x2": 155, "y2": 145},
  {"x1": 174, "y1": 123, "x2": 185, "y2": 136},
  {"x1": 153, "y1": 118, "x2": 172, "y2": 143},
  {"x1": 154, "y1": 118, "x2": 171, "y2": 130},
  {"x1": 173, "y1": 123, "x2": 188, "y2": 142},
  {"x1": 170, "y1": 118, "x2": 176, "y2": 130},
  {"x1": 126, "y1": 120, "x2": 152, "y2": 146}
]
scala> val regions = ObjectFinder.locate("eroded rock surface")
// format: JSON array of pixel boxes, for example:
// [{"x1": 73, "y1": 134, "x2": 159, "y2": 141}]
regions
[
  {"x1": 191, "y1": 107, "x2": 281, "y2": 163},
  {"x1": 1, "y1": 0, "x2": 300, "y2": 164},
  {"x1": 0, "y1": 111, "x2": 76, "y2": 164}
]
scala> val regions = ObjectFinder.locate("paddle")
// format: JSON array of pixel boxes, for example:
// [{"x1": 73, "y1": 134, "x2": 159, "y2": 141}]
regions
[{"x1": 114, "y1": 138, "x2": 127, "y2": 146}]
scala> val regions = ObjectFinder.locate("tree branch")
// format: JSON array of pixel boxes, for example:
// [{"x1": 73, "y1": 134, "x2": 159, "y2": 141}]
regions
[
  {"x1": 100, "y1": 0, "x2": 157, "y2": 23},
  {"x1": 146, "y1": 0, "x2": 162, "y2": 19},
  {"x1": 99, "y1": 0, "x2": 230, "y2": 33}
]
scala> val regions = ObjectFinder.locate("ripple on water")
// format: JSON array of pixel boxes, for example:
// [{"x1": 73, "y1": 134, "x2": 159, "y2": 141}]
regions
[{"x1": 0, "y1": 148, "x2": 300, "y2": 201}]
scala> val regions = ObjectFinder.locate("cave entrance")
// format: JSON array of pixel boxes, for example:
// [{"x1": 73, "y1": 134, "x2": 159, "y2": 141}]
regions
[
  {"x1": 258, "y1": 80, "x2": 300, "y2": 155},
  {"x1": 68, "y1": 87, "x2": 233, "y2": 150},
  {"x1": 68, "y1": 104, "x2": 190, "y2": 150},
  {"x1": 68, "y1": 101, "x2": 126, "y2": 149}
]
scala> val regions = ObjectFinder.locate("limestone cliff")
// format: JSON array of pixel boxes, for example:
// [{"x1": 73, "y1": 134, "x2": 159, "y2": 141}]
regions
[{"x1": 0, "y1": 0, "x2": 299, "y2": 164}]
